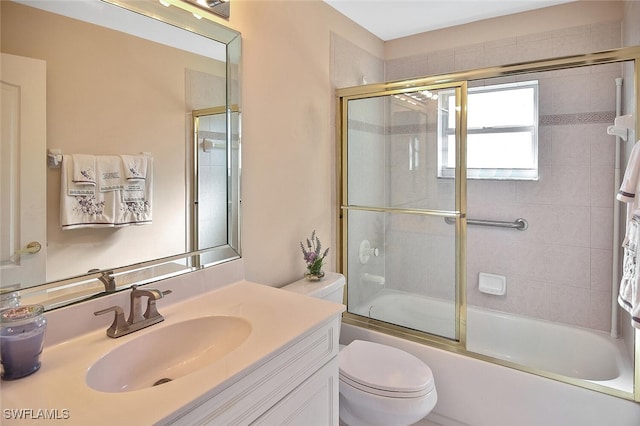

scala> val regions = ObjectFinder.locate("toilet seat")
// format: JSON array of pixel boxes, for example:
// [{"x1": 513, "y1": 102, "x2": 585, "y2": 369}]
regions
[
  {"x1": 339, "y1": 374, "x2": 433, "y2": 398},
  {"x1": 339, "y1": 340, "x2": 435, "y2": 398}
]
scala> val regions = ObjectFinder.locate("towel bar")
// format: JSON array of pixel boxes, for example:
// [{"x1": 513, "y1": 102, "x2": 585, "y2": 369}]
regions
[
  {"x1": 444, "y1": 216, "x2": 528, "y2": 231},
  {"x1": 47, "y1": 150, "x2": 152, "y2": 168}
]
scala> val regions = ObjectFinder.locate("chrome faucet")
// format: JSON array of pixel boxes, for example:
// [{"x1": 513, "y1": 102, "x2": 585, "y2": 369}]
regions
[
  {"x1": 89, "y1": 269, "x2": 116, "y2": 293},
  {"x1": 94, "y1": 285, "x2": 172, "y2": 338}
]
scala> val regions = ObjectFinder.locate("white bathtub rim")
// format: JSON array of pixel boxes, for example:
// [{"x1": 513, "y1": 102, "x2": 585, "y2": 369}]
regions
[
  {"x1": 351, "y1": 289, "x2": 633, "y2": 394},
  {"x1": 340, "y1": 322, "x2": 640, "y2": 426}
]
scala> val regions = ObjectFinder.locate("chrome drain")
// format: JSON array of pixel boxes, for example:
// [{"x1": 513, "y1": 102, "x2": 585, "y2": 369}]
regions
[{"x1": 152, "y1": 378, "x2": 172, "y2": 386}]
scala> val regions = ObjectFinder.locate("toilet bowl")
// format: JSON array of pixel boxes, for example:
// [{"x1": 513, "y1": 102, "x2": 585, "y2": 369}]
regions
[
  {"x1": 339, "y1": 339, "x2": 436, "y2": 426},
  {"x1": 281, "y1": 273, "x2": 437, "y2": 426}
]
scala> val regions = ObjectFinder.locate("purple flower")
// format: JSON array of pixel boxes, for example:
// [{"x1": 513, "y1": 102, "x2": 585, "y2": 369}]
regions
[{"x1": 300, "y1": 230, "x2": 329, "y2": 273}]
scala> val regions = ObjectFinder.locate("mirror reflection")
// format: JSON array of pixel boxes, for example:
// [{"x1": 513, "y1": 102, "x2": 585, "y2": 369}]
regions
[
  {"x1": 0, "y1": 0, "x2": 241, "y2": 308},
  {"x1": 194, "y1": 108, "x2": 230, "y2": 251}
]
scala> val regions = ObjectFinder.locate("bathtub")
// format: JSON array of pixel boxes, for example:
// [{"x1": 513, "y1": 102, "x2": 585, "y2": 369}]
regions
[
  {"x1": 351, "y1": 289, "x2": 633, "y2": 391},
  {"x1": 343, "y1": 290, "x2": 640, "y2": 426}
]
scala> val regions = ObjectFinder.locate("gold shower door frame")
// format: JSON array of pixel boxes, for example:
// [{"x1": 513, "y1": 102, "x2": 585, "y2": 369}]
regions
[
  {"x1": 337, "y1": 46, "x2": 640, "y2": 401},
  {"x1": 339, "y1": 82, "x2": 468, "y2": 345}
]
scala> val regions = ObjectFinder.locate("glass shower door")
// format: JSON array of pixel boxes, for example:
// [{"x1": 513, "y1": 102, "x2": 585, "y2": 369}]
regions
[{"x1": 342, "y1": 83, "x2": 467, "y2": 341}]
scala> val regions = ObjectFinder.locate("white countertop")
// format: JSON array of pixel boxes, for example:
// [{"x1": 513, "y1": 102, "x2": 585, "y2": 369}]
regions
[{"x1": 1, "y1": 279, "x2": 344, "y2": 425}]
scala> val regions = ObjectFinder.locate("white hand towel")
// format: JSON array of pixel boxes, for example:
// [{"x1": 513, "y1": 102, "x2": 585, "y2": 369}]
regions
[
  {"x1": 60, "y1": 155, "x2": 116, "y2": 229},
  {"x1": 72, "y1": 154, "x2": 96, "y2": 186},
  {"x1": 617, "y1": 141, "x2": 640, "y2": 204},
  {"x1": 97, "y1": 155, "x2": 124, "y2": 192},
  {"x1": 618, "y1": 141, "x2": 640, "y2": 246},
  {"x1": 116, "y1": 154, "x2": 153, "y2": 226},
  {"x1": 120, "y1": 154, "x2": 147, "y2": 181},
  {"x1": 617, "y1": 141, "x2": 640, "y2": 328},
  {"x1": 619, "y1": 215, "x2": 640, "y2": 329}
]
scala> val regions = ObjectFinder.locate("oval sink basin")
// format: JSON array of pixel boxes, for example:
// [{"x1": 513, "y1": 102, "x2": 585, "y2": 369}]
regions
[{"x1": 86, "y1": 316, "x2": 251, "y2": 393}]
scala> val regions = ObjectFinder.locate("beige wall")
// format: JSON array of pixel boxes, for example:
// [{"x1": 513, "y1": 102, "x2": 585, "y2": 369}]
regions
[
  {"x1": 223, "y1": 0, "x2": 383, "y2": 285},
  {"x1": 623, "y1": 0, "x2": 640, "y2": 47}
]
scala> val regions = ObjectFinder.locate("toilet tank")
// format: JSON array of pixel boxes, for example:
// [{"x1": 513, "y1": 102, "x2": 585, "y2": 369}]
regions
[{"x1": 281, "y1": 272, "x2": 346, "y2": 304}]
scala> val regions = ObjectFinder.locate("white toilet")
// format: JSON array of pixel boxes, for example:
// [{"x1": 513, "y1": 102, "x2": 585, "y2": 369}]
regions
[{"x1": 282, "y1": 273, "x2": 437, "y2": 426}]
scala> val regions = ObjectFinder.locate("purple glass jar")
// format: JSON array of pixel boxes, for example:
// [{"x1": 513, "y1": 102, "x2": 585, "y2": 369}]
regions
[{"x1": 0, "y1": 305, "x2": 47, "y2": 380}]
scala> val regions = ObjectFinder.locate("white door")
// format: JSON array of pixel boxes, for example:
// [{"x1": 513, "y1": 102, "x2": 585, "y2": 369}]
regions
[{"x1": 0, "y1": 53, "x2": 47, "y2": 290}]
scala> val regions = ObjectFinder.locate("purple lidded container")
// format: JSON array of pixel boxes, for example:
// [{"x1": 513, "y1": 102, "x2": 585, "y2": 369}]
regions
[{"x1": 0, "y1": 305, "x2": 47, "y2": 380}]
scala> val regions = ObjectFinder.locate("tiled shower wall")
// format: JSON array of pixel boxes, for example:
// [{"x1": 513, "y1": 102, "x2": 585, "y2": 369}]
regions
[
  {"x1": 332, "y1": 19, "x2": 629, "y2": 331},
  {"x1": 331, "y1": 34, "x2": 387, "y2": 310},
  {"x1": 385, "y1": 22, "x2": 621, "y2": 82},
  {"x1": 384, "y1": 21, "x2": 623, "y2": 332},
  {"x1": 463, "y1": 66, "x2": 620, "y2": 331},
  {"x1": 197, "y1": 114, "x2": 228, "y2": 249}
]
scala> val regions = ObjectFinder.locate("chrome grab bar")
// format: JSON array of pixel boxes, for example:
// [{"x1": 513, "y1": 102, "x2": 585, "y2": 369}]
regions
[{"x1": 444, "y1": 216, "x2": 528, "y2": 231}]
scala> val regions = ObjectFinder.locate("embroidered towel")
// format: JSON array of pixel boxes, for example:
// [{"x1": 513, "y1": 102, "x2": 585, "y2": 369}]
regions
[
  {"x1": 72, "y1": 154, "x2": 96, "y2": 186},
  {"x1": 619, "y1": 215, "x2": 640, "y2": 329},
  {"x1": 116, "y1": 154, "x2": 153, "y2": 226},
  {"x1": 97, "y1": 155, "x2": 124, "y2": 193},
  {"x1": 120, "y1": 154, "x2": 147, "y2": 181},
  {"x1": 618, "y1": 141, "x2": 640, "y2": 328},
  {"x1": 60, "y1": 155, "x2": 116, "y2": 229},
  {"x1": 618, "y1": 141, "x2": 640, "y2": 245}
]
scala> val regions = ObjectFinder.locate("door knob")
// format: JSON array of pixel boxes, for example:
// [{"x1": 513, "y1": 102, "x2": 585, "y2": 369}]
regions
[{"x1": 14, "y1": 241, "x2": 42, "y2": 256}]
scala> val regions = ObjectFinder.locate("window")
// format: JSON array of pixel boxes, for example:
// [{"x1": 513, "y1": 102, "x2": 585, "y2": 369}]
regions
[{"x1": 438, "y1": 80, "x2": 539, "y2": 180}]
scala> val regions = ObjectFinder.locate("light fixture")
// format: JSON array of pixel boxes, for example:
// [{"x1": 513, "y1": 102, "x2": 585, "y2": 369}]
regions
[
  {"x1": 181, "y1": 0, "x2": 230, "y2": 19},
  {"x1": 206, "y1": 0, "x2": 228, "y2": 6},
  {"x1": 419, "y1": 90, "x2": 438, "y2": 100}
]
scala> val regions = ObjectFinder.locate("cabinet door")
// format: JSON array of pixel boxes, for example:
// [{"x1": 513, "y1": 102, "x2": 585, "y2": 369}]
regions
[{"x1": 253, "y1": 357, "x2": 339, "y2": 426}]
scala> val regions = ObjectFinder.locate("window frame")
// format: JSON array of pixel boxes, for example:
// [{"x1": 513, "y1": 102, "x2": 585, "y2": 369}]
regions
[{"x1": 438, "y1": 80, "x2": 539, "y2": 180}]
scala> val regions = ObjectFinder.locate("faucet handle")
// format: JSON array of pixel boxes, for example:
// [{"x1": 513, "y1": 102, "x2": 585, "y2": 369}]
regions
[
  {"x1": 131, "y1": 286, "x2": 169, "y2": 299},
  {"x1": 143, "y1": 290, "x2": 172, "y2": 320},
  {"x1": 94, "y1": 306, "x2": 129, "y2": 338},
  {"x1": 88, "y1": 269, "x2": 116, "y2": 293}
]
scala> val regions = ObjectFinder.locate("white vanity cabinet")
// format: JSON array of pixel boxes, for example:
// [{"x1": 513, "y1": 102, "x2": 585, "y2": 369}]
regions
[
  {"x1": 254, "y1": 357, "x2": 338, "y2": 425},
  {"x1": 164, "y1": 316, "x2": 341, "y2": 425}
]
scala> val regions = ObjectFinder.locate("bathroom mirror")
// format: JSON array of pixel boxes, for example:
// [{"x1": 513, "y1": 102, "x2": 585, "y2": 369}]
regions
[{"x1": 0, "y1": 0, "x2": 241, "y2": 309}]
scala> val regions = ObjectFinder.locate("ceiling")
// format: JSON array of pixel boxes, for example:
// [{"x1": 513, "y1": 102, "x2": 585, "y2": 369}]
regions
[{"x1": 323, "y1": 0, "x2": 578, "y2": 41}]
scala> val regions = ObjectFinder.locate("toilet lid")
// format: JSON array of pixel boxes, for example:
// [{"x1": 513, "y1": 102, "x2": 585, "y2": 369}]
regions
[{"x1": 339, "y1": 340, "x2": 434, "y2": 397}]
